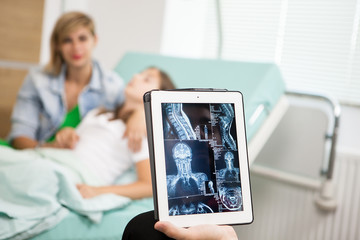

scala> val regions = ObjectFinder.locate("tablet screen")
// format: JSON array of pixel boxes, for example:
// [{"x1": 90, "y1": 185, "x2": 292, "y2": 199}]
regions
[{"x1": 161, "y1": 103, "x2": 243, "y2": 216}]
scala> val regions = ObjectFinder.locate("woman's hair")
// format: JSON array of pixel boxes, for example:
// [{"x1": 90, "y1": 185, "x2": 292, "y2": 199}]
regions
[{"x1": 44, "y1": 11, "x2": 96, "y2": 76}]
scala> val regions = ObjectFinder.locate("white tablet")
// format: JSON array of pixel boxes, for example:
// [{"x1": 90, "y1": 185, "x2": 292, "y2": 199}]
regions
[{"x1": 144, "y1": 89, "x2": 253, "y2": 227}]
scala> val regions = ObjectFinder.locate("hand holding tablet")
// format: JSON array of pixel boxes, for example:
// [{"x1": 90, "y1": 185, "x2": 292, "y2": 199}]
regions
[
  {"x1": 154, "y1": 220, "x2": 238, "y2": 240},
  {"x1": 144, "y1": 89, "x2": 253, "y2": 227}
]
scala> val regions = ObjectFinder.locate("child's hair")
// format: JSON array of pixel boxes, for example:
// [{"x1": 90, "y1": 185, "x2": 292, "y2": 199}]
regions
[
  {"x1": 44, "y1": 11, "x2": 96, "y2": 76},
  {"x1": 99, "y1": 67, "x2": 176, "y2": 121},
  {"x1": 149, "y1": 67, "x2": 176, "y2": 90}
]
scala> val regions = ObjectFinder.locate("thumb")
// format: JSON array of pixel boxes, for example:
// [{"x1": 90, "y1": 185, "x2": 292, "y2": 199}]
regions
[{"x1": 154, "y1": 221, "x2": 187, "y2": 239}]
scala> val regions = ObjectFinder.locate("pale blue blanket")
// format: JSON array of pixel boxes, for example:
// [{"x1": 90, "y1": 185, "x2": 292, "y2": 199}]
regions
[{"x1": 0, "y1": 146, "x2": 132, "y2": 240}]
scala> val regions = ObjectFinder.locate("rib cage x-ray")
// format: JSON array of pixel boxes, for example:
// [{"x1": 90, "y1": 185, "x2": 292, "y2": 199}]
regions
[{"x1": 162, "y1": 103, "x2": 243, "y2": 215}]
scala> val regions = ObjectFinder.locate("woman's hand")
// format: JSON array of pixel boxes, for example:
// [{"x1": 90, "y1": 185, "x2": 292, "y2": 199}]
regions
[
  {"x1": 54, "y1": 127, "x2": 79, "y2": 149},
  {"x1": 20, "y1": 127, "x2": 79, "y2": 149},
  {"x1": 154, "y1": 221, "x2": 238, "y2": 240},
  {"x1": 76, "y1": 184, "x2": 102, "y2": 198},
  {"x1": 123, "y1": 107, "x2": 146, "y2": 152}
]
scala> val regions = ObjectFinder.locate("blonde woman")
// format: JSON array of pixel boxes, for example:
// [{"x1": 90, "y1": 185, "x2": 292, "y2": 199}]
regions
[{"x1": 9, "y1": 11, "x2": 144, "y2": 150}]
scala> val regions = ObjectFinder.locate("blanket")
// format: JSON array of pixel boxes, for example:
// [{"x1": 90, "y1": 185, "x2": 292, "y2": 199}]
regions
[{"x1": 0, "y1": 146, "x2": 132, "y2": 240}]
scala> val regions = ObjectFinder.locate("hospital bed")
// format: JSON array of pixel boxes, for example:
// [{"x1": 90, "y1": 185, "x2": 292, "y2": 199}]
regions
[{"x1": 28, "y1": 52, "x2": 339, "y2": 239}]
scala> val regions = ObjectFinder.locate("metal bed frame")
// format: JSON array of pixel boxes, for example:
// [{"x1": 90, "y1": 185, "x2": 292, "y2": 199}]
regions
[{"x1": 250, "y1": 90, "x2": 341, "y2": 211}]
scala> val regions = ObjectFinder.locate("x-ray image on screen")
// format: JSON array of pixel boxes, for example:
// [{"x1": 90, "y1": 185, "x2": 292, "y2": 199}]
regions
[
  {"x1": 166, "y1": 142, "x2": 209, "y2": 198},
  {"x1": 218, "y1": 104, "x2": 237, "y2": 151},
  {"x1": 162, "y1": 103, "x2": 243, "y2": 215},
  {"x1": 162, "y1": 103, "x2": 197, "y2": 140},
  {"x1": 218, "y1": 182, "x2": 242, "y2": 211},
  {"x1": 168, "y1": 195, "x2": 219, "y2": 215},
  {"x1": 217, "y1": 151, "x2": 240, "y2": 182},
  {"x1": 163, "y1": 103, "x2": 212, "y2": 140}
]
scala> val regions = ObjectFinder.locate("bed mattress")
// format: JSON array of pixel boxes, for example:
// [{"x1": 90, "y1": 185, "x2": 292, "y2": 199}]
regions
[{"x1": 30, "y1": 198, "x2": 153, "y2": 240}]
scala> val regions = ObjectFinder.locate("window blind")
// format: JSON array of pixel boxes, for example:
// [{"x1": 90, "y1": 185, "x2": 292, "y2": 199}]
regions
[{"x1": 161, "y1": 0, "x2": 360, "y2": 105}]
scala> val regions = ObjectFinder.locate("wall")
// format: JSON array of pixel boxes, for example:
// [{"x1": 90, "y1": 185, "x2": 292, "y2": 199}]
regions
[
  {"x1": 40, "y1": 0, "x2": 166, "y2": 70},
  {"x1": 88, "y1": 0, "x2": 166, "y2": 70},
  {"x1": 0, "y1": 0, "x2": 45, "y2": 138},
  {"x1": 337, "y1": 105, "x2": 360, "y2": 154},
  {"x1": 234, "y1": 100, "x2": 360, "y2": 240}
]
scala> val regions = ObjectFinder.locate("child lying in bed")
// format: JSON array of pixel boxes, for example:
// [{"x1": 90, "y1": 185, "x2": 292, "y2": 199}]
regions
[{"x1": 50, "y1": 67, "x2": 175, "y2": 200}]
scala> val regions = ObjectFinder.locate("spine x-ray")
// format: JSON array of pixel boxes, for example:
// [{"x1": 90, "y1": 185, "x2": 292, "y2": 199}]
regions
[{"x1": 162, "y1": 103, "x2": 243, "y2": 216}]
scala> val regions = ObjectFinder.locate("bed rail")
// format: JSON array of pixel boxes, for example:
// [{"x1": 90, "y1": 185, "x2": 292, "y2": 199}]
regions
[{"x1": 251, "y1": 90, "x2": 341, "y2": 211}]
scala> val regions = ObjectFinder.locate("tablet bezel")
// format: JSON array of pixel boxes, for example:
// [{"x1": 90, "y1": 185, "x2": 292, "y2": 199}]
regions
[{"x1": 146, "y1": 90, "x2": 253, "y2": 227}]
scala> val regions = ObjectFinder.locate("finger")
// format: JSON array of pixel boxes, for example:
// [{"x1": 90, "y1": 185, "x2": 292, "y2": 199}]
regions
[
  {"x1": 133, "y1": 134, "x2": 142, "y2": 152},
  {"x1": 56, "y1": 135, "x2": 65, "y2": 148},
  {"x1": 123, "y1": 128, "x2": 129, "y2": 138},
  {"x1": 77, "y1": 189, "x2": 87, "y2": 198},
  {"x1": 127, "y1": 133, "x2": 136, "y2": 152},
  {"x1": 60, "y1": 134, "x2": 68, "y2": 146},
  {"x1": 76, "y1": 185, "x2": 89, "y2": 198},
  {"x1": 154, "y1": 221, "x2": 187, "y2": 239},
  {"x1": 55, "y1": 133, "x2": 62, "y2": 144},
  {"x1": 70, "y1": 134, "x2": 79, "y2": 149},
  {"x1": 129, "y1": 133, "x2": 142, "y2": 152}
]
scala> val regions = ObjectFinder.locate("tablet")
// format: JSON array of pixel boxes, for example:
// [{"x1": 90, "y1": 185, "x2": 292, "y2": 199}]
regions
[{"x1": 144, "y1": 89, "x2": 253, "y2": 227}]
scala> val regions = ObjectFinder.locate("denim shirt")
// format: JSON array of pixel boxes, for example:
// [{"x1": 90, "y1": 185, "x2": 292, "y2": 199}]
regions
[{"x1": 8, "y1": 60, "x2": 125, "y2": 142}]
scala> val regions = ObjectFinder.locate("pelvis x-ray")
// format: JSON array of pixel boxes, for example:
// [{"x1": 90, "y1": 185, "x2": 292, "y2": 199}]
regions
[{"x1": 162, "y1": 103, "x2": 243, "y2": 215}]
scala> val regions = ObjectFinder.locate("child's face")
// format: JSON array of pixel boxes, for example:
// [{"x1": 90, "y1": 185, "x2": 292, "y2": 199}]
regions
[{"x1": 125, "y1": 68, "x2": 161, "y2": 102}]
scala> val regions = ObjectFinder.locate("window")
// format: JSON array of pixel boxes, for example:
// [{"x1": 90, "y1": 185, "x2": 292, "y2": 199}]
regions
[{"x1": 161, "y1": 0, "x2": 360, "y2": 105}]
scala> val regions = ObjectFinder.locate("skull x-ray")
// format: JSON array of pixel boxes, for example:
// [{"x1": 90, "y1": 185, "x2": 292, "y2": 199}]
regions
[{"x1": 162, "y1": 103, "x2": 243, "y2": 216}]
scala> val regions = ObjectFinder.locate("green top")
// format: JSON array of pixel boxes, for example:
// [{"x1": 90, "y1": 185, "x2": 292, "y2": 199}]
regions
[
  {"x1": 0, "y1": 105, "x2": 81, "y2": 147},
  {"x1": 0, "y1": 138, "x2": 10, "y2": 147},
  {"x1": 47, "y1": 105, "x2": 81, "y2": 142}
]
